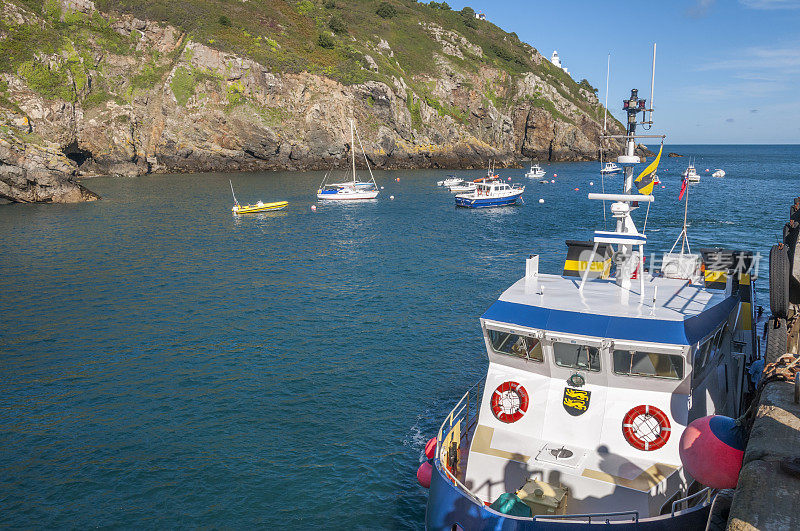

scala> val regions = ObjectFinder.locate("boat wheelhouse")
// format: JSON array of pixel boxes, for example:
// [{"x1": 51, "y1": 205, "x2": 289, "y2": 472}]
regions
[
  {"x1": 455, "y1": 180, "x2": 524, "y2": 208},
  {"x1": 424, "y1": 83, "x2": 759, "y2": 529}
]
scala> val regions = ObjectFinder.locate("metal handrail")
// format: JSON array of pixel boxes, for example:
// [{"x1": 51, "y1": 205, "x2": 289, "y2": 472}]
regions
[
  {"x1": 533, "y1": 510, "x2": 639, "y2": 523},
  {"x1": 671, "y1": 486, "x2": 713, "y2": 516},
  {"x1": 435, "y1": 377, "x2": 485, "y2": 506}
]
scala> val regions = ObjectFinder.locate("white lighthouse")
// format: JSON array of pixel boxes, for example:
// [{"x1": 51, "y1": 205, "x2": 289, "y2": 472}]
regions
[{"x1": 550, "y1": 50, "x2": 569, "y2": 75}]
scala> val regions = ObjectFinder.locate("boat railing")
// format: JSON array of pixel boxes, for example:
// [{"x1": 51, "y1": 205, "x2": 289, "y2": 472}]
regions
[
  {"x1": 532, "y1": 510, "x2": 639, "y2": 524},
  {"x1": 671, "y1": 486, "x2": 714, "y2": 516},
  {"x1": 436, "y1": 377, "x2": 485, "y2": 505}
]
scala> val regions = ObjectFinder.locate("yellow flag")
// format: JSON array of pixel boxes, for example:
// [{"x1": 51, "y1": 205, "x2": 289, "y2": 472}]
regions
[{"x1": 634, "y1": 143, "x2": 663, "y2": 195}]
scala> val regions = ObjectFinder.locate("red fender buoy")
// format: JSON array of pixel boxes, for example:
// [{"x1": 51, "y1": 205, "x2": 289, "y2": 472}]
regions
[
  {"x1": 679, "y1": 415, "x2": 744, "y2": 489},
  {"x1": 424, "y1": 437, "x2": 437, "y2": 459},
  {"x1": 417, "y1": 461, "x2": 432, "y2": 488}
]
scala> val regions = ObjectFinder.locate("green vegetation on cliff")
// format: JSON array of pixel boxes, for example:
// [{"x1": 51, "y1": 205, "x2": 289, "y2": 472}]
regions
[{"x1": 0, "y1": 0, "x2": 611, "y2": 125}]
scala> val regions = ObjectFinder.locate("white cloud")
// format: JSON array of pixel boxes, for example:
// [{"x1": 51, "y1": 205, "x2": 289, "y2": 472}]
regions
[
  {"x1": 740, "y1": 0, "x2": 800, "y2": 9},
  {"x1": 687, "y1": 0, "x2": 716, "y2": 17},
  {"x1": 698, "y1": 43, "x2": 800, "y2": 73}
]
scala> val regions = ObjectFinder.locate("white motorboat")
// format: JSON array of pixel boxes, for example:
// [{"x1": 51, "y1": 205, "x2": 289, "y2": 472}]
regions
[
  {"x1": 525, "y1": 162, "x2": 546, "y2": 179},
  {"x1": 712, "y1": 169, "x2": 725, "y2": 178},
  {"x1": 317, "y1": 120, "x2": 380, "y2": 201},
  {"x1": 683, "y1": 163, "x2": 701, "y2": 183},
  {"x1": 448, "y1": 182, "x2": 476, "y2": 193},
  {"x1": 437, "y1": 176, "x2": 463, "y2": 187},
  {"x1": 600, "y1": 162, "x2": 622, "y2": 175}
]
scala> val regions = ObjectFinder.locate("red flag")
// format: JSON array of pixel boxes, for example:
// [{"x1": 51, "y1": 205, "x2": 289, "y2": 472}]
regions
[{"x1": 678, "y1": 175, "x2": 688, "y2": 201}]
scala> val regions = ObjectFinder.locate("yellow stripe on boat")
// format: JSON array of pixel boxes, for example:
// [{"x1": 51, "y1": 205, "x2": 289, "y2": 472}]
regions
[{"x1": 232, "y1": 201, "x2": 288, "y2": 214}]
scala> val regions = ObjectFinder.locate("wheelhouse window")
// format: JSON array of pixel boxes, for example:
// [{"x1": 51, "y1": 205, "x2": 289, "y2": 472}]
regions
[
  {"x1": 488, "y1": 330, "x2": 543, "y2": 362},
  {"x1": 552, "y1": 342, "x2": 601, "y2": 371},
  {"x1": 613, "y1": 350, "x2": 684, "y2": 380}
]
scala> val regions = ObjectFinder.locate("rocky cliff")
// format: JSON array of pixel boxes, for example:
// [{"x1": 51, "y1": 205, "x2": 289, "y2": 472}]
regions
[{"x1": 0, "y1": 0, "x2": 624, "y2": 202}]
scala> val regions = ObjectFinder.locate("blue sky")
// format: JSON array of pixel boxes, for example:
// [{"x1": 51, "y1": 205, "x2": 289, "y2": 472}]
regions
[{"x1": 442, "y1": 0, "x2": 800, "y2": 144}]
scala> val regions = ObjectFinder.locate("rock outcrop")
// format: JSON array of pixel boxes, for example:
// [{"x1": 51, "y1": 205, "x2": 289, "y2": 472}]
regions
[{"x1": 0, "y1": 0, "x2": 623, "y2": 203}]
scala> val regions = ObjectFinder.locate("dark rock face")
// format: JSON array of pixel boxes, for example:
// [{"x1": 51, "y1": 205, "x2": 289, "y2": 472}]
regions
[
  {"x1": 0, "y1": 6, "x2": 624, "y2": 203},
  {"x1": 0, "y1": 130, "x2": 99, "y2": 203}
]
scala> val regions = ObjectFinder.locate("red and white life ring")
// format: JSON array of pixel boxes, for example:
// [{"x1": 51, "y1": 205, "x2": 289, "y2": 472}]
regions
[
  {"x1": 491, "y1": 381, "x2": 529, "y2": 423},
  {"x1": 622, "y1": 405, "x2": 671, "y2": 451}
]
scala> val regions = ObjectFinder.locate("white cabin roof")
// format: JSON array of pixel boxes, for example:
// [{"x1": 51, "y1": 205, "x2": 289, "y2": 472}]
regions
[{"x1": 481, "y1": 273, "x2": 736, "y2": 345}]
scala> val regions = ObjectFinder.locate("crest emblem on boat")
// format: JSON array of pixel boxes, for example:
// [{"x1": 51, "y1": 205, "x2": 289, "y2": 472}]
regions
[{"x1": 562, "y1": 387, "x2": 590, "y2": 416}]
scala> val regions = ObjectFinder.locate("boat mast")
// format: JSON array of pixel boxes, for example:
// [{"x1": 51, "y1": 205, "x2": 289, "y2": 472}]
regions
[
  {"x1": 350, "y1": 119, "x2": 356, "y2": 184},
  {"x1": 229, "y1": 180, "x2": 239, "y2": 206}
]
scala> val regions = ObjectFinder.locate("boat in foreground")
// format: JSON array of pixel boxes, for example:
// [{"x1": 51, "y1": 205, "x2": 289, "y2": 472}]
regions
[
  {"x1": 455, "y1": 179, "x2": 524, "y2": 208},
  {"x1": 425, "y1": 85, "x2": 758, "y2": 529},
  {"x1": 230, "y1": 180, "x2": 287, "y2": 214},
  {"x1": 317, "y1": 119, "x2": 380, "y2": 201}
]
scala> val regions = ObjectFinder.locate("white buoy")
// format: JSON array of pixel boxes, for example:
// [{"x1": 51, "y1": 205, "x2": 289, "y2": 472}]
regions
[
  {"x1": 551, "y1": 179, "x2": 555, "y2": 183},
  {"x1": 390, "y1": 195, "x2": 395, "y2": 200},
  {"x1": 311, "y1": 205, "x2": 317, "y2": 211},
  {"x1": 538, "y1": 198, "x2": 545, "y2": 204},
  {"x1": 381, "y1": 186, "x2": 385, "y2": 190},
  {"x1": 590, "y1": 181, "x2": 594, "y2": 186}
]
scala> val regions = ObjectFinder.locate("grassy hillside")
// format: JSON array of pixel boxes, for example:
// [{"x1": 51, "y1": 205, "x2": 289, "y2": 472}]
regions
[{"x1": 0, "y1": 0, "x2": 607, "y2": 122}]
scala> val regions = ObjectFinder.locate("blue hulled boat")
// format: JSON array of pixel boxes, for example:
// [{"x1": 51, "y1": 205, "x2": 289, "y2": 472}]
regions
[{"x1": 455, "y1": 179, "x2": 524, "y2": 208}]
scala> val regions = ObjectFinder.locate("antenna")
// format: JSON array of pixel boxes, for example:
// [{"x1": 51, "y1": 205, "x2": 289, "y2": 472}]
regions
[
  {"x1": 603, "y1": 53, "x2": 610, "y2": 133},
  {"x1": 647, "y1": 43, "x2": 656, "y2": 124}
]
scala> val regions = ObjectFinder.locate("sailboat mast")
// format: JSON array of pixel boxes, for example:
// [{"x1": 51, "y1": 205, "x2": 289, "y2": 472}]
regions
[
  {"x1": 229, "y1": 180, "x2": 238, "y2": 205},
  {"x1": 350, "y1": 119, "x2": 356, "y2": 184}
]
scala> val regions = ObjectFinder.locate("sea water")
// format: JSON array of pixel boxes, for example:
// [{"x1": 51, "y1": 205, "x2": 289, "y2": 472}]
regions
[{"x1": 0, "y1": 145, "x2": 797, "y2": 528}]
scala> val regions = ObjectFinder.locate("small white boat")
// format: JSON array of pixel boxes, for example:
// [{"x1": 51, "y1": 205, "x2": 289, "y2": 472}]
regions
[
  {"x1": 712, "y1": 169, "x2": 726, "y2": 178},
  {"x1": 317, "y1": 119, "x2": 380, "y2": 201},
  {"x1": 448, "y1": 182, "x2": 476, "y2": 193},
  {"x1": 600, "y1": 162, "x2": 622, "y2": 175},
  {"x1": 683, "y1": 163, "x2": 701, "y2": 183},
  {"x1": 437, "y1": 176, "x2": 463, "y2": 187},
  {"x1": 525, "y1": 162, "x2": 546, "y2": 179}
]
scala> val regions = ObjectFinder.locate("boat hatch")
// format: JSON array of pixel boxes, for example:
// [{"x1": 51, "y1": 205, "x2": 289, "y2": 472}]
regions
[{"x1": 535, "y1": 443, "x2": 586, "y2": 468}]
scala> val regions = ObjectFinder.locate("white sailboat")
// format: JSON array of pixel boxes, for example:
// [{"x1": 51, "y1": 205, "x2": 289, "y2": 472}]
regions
[{"x1": 317, "y1": 119, "x2": 380, "y2": 201}]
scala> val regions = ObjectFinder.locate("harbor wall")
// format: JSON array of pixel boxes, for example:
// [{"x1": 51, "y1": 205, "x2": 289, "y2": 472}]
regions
[{"x1": 727, "y1": 200, "x2": 800, "y2": 530}]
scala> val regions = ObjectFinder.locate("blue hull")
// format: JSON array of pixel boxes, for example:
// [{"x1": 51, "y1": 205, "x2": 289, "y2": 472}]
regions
[
  {"x1": 455, "y1": 193, "x2": 523, "y2": 208},
  {"x1": 426, "y1": 461, "x2": 711, "y2": 530}
]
